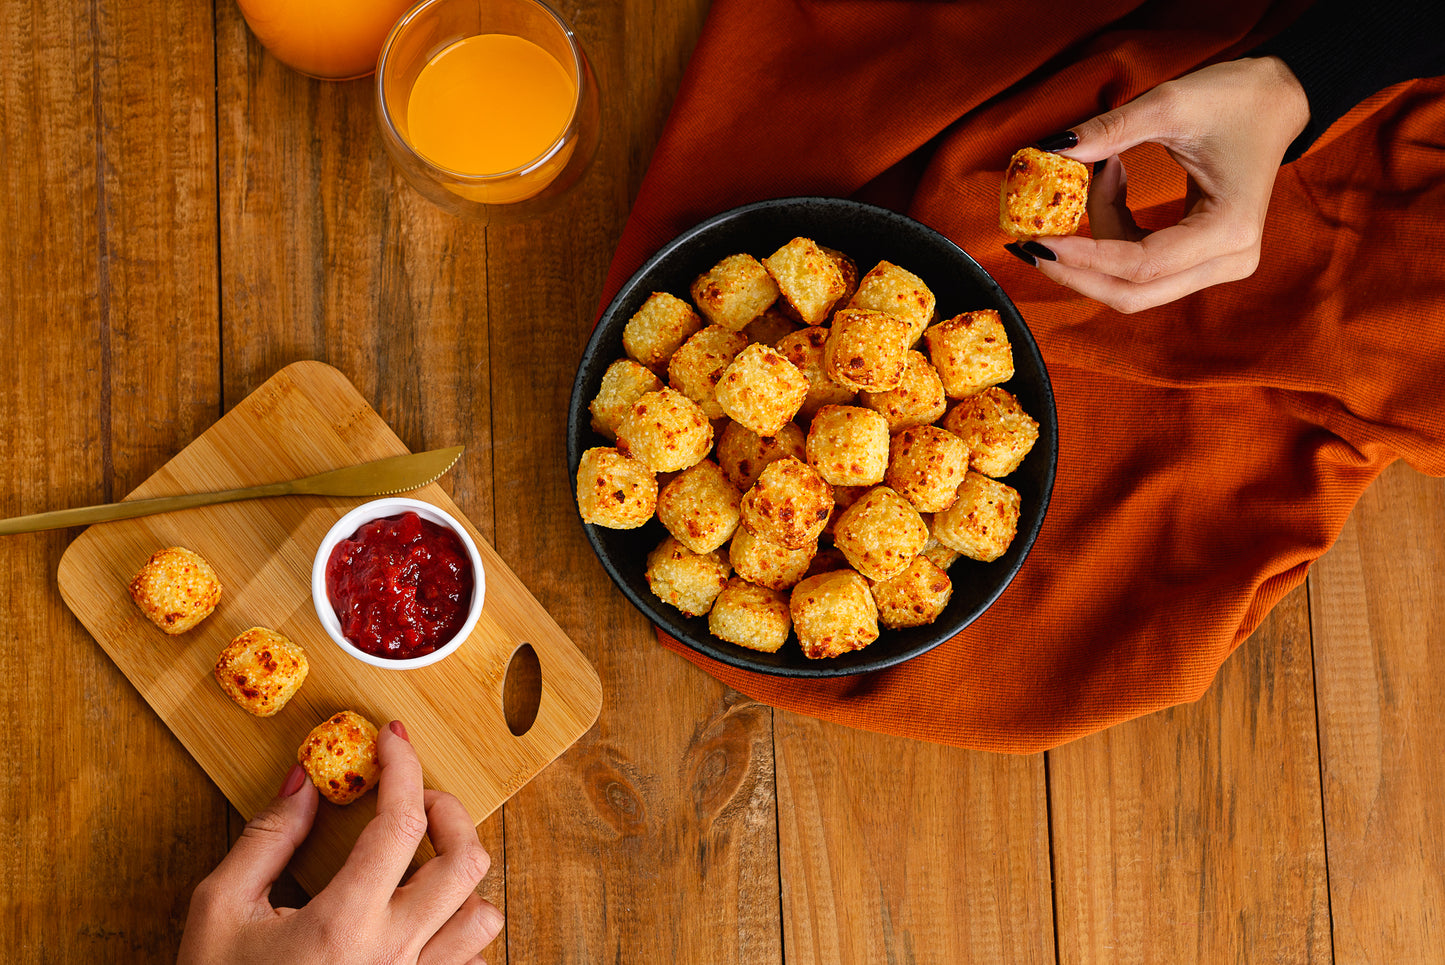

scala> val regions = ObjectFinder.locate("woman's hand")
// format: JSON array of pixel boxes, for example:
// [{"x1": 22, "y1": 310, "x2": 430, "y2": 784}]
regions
[
  {"x1": 1010, "y1": 56, "x2": 1310, "y2": 313},
  {"x1": 177, "y1": 721, "x2": 503, "y2": 965}
]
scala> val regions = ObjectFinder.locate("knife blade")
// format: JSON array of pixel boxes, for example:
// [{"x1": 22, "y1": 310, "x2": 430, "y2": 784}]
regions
[{"x1": 0, "y1": 445, "x2": 465, "y2": 535}]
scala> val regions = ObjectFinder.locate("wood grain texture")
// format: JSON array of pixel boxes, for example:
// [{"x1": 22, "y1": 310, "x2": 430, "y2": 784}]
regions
[
  {"x1": 0, "y1": 0, "x2": 224, "y2": 959},
  {"x1": 1048, "y1": 586, "x2": 1331, "y2": 965},
  {"x1": 1309, "y1": 462, "x2": 1445, "y2": 963},
  {"x1": 775, "y1": 716, "x2": 1055, "y2": 964},
  {"x1": 56, "y1": 362, "x2": 601, "y2": 896}
]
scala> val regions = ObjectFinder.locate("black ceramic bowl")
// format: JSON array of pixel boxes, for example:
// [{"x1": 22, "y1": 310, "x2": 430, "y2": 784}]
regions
[{"x1": 567, "y1": 197, "x2": 1057, "y2": 677}]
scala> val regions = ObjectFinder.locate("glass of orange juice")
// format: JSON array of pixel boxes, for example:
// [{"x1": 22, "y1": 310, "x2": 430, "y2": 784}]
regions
[
  {"x1": 375, "y1": 0, "x2": 600, "y2": 221},
  {"x1": 235, "y1": 0, "x2": 416, "y2": 80}
]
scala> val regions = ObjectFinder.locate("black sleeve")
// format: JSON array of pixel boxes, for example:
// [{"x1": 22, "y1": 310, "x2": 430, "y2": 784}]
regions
[{"x1": 1249, "y1": 0, "x2": 1445, "y2": 162}]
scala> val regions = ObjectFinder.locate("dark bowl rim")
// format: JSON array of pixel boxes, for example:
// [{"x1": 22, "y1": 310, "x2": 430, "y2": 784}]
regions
[{"x1": 566, "y1": 195, "x2": 1058, "y2": 678}]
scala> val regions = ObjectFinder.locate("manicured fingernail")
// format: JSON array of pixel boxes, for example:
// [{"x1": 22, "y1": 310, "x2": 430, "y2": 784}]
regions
[
  {"x1": 1004, "y1": 242, "x2": 1036, "y2": 267},
  {"x1": 1034, "y1": 130, "x2": 1078, "y2": 153},
  {"x1": 1020, "y1": 241, "x2": 1057, "y2": 262},
  {"x1": 389, "y1": 719, "x2": 410, "y2": 741},
  {"x1": 279, "y1": 764, "x2": 307, "y2": 798},
  {"x1": 1094, "y1": 159, "x2": 1108, "y2": 176}
]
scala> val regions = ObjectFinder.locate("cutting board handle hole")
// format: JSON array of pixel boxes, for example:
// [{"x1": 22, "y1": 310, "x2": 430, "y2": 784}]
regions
[{"x1": 503, "y1": 643, "x2": 543, "y2": 736}]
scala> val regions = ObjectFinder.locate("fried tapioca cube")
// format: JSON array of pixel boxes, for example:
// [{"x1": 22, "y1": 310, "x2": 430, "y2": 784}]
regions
[
  {"x1": 576, "y1": 446, "x2": 658, "y2": 529},
  {"x1": 129, "y1": 546, "x2": 222, "y2": 635},
  {"x1": 716, "y1": 419, "x2": 806, "y2": 492},
  {"x1": 615, "y1": 387, "x2": 714, "y2": 473},
  {"x1": 805, "y1": 404, "x2": 890, "y2": 487},
  {"x1": 690, "y1": 253, "x2": 780, "y2": 331},
  {"x1": 790, "y1": 569, "x2": 879, "y2": 659},
  {"x1": 885, "y1": 424, "x2": 970, "y2": 513},
  {"x1": 623, "y1": 292, "x2": 704, "y2": 373},
  {"x1": 870, "y1": 556, "x2": 953, "y2": 629},
  {"x1": 847, "y1": 260, "x2": 935, "y2": 346},
  {"x1": 214, "y1": 627, "x2": 308, "y2": 717},
  {"x1": 645, "y1": 536, "x2": 731, "y2": 617},
  {"x1": 298, "y1": 711, "x2": 379, "y2": 806},
  {"x1": 940, "y1": 387, "x2": 1040, "y2": 478},
  {"x1": 589, "y1": 358, "x2": 663, "y2": 441},
  {"x1": 820, "y1": 246, "x2": 860, "y2": 308},
  {"x1": 775, "y1": 326, "x2": 856, "y2": 420},
  {"x1": 743, "y1": 307, "x2": 800, "y2": 346},
  {"x1": 709, "y1": 578, "x2": 792, "y2": 653},
  {"x1": 932, "y1": 471, "x2": 1022, "y2": 562},
  {"x1": 738, "y1": 456, "x2": 833, "y2": 550},
  {"x1": 714, "y1": 343, "x2": 809, "y2": 437},
  {"x1": 823, "y1": 309, "x2": 910, "y2": 393},
  {"x1": 763, "y1": 237, "x2": 847, "y2": 325},
  {"x1": 667, "y1": 325, "x2": 749, "y2": 420},
  {"x1": 656, "y1": 459, "x2": 742, "y2": 554},
  {"x1": 729, "y1": 524, "x2": 816, "y2": 591},
  {"x1": 999, "y1": 147, "x2": 1090, "y2": 238},
  {"x1": 832, "y1": 486, "x2": 929, "y2": 582},
  {"x1": 858, "y1": 349, "x2": 947, "y2": 432},
  {"x1": 924, "y1": 310, "x2": 1014, "y2": 399}
]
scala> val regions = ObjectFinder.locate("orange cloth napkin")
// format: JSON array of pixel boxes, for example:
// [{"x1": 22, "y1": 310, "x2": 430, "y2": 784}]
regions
[{"x1": 597, "y1": 0, "x2": 1445, "y2": 752}]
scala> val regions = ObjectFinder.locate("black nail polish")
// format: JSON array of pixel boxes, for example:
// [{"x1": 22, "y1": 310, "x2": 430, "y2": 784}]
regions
[
  {"x1": 1094, "y1": 159, "x2": 1107, "y2": 176},
  {"x1": 1020, "y1": 241, "x2": 1057, "y2": 262},
  {"x1": 1034, "y1": 130, "x2": 1078, "y2": 153},
  {"x1": 1004, "y1": 242, "x2": 1037, "y2": 268}
]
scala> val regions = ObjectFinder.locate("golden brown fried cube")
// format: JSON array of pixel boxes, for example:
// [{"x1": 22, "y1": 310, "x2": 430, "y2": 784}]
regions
[
  {"x1": 822, "y1": 484, "x2": 867, "y2": 538},
  {"x1": 656, "y1": 459, "x2": 741, "y2": 554},
  {"x1": 919, "y1": 520, "x2": 961, "y2": 571},
  {"x1": 739, "y1": 456, "x2": 833, "y2": 549},
  {"x1": 823, "y1": 309, "x2": 910, "y2": 393},
  {"x1": 790, "y1": 570, "x2": 879, "y2": 659},
  {"x1": 847, "y1": 260, "x2": 935, "y2": 346},
  {"x1": 820, "y1": 246, "x2": 860, "y2": 307},
  {"x1": 729, "y1": 525, "x2": 816, "y2": 591},
  {"x1": 645, "y1": 536, "x2": 731, "y2": 617},
  {"x1": 924, "y1": 310, "x2": 1014, "y2": 399},
  {"x1": 690, "y1": 253, "x2": 780, "y2": 331},
  {"x1": 743, "y1": 307, "x2": 800, "y2": 346},
  {"x1": 805, "y1": 404, "x2": 890, "y2": 487},
  {"x1": 589, "y1": 358, "x2": 663, "y2": 441},
  {"x1": 941, "y1": 387, "x2": 1040, "y2": 478},
  {"x1": 615, "y1": 387, "x2": 714, "y2": 473},
  {"x1": 832, "y1": 486, "x2": 929, "y2": 581},
  {"x1": 885, "y1": 425, "x2": 970, "y2": 513},
  {"x1": 715, "y1": 343, "x2": 809, "y2": 437},
  {"x1": 999, "y1": 147, "x2": 1090, "y2": 238},
  {"x1": 576, "y1": 446, "x2": 658, "y2": 528},
  {"x1": 803, "y1": 545, "x2": 851, "y2": 580},
  {"x1": 214, "y1": 627, "x2": 308, "y2": 718},
  {"x1": 667, "y1": 325, "x2": 749, "y2": 419},
  {"x1": 129, "y1": 546, "x2": 222, "y2": 635},
  {"x1": 709, "y1": 578, "x2": 792, "y2": 653},
  {"x1": 775, "y1": 326, "x2": 856, "y2": 420},
  {"x1": 858, "y1": 349, "x2": 947, "y2": 431},
  {"x1": 933, "y1": 471, "x2": 1022, "y2": 562},
  {"x1": 716, "y1": 420, "x2": 806, "y2": 492},
  {"x1": 871, "y1": 557, "x2": 953, "y2": 629},
  {"x1": 763, "y1": 237, "x2": 847, "y2": 325},
  {"x1": 623, "y1": 292, "x2": 704, "y2": 372},
  {"x1": 298, "y1": 711, "x2": 379, "y2": 806}
]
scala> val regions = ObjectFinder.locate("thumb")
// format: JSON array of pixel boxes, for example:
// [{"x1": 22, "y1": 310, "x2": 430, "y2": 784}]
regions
[
  {"x1": 1057, "y1": 86, "x2": 1182, "y2": 165},
  {"x1": 210, "y1": 764, "x2": 320, "y2": 904}
]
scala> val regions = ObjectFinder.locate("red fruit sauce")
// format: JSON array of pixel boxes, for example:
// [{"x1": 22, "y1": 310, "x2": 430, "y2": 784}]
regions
[{"x1": 325, "y1": 511, "x2": 474, "y2": 659}]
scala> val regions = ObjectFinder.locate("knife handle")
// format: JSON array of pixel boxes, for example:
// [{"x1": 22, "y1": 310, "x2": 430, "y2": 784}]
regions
[{"x1": 0, "y1": 481, "x2": 292, "y2": 535}]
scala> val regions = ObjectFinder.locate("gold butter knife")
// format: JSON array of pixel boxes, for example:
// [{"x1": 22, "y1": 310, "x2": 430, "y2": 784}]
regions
[{"x1": 0, "y1": 446, "x2": 465, "y2": 536}]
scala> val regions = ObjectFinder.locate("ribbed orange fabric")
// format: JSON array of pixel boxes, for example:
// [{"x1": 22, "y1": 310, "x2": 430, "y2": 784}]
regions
[{"x1": 597, "y1": 0, "x2": 1445, "y2": 752}]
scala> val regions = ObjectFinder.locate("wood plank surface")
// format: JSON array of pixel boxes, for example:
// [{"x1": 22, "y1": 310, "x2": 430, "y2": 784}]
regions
[
  {"x1": 1309, "y1": 461, "x2": 1445, "y2": 963},
  {"x1": 4, "y1": 0, "x2": 1445, "y2": 962}
]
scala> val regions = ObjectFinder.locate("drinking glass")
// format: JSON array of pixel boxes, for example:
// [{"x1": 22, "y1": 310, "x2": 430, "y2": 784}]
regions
[{"x1": 375, "y1": 0, "x2": 601, "y2": 222}]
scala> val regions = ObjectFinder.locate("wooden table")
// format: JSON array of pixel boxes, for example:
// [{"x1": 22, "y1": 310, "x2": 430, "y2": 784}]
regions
[{"x1": 2, "y1": 1, "x2": 1441, "y2": 961}]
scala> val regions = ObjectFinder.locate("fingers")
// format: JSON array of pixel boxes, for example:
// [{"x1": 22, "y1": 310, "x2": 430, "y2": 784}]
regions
[
  {"x1": 1049, "y1": 83, "x2": 1184, "y2": 165},
  {"x1": 327, "y1": 720, "x2": 429, "y2": 908},
  {"x1": 417, "y1": 893, "x2": 505, "y2": 965},
  {"x1": 1084, "y1": 156, "x2": 1146, "y2": 244},
  {"x1": 1032, "y1": 244, "x2": 1260, "y2": 314},
  {"x1": 395, "y1": 790, "x2": 492, "y2": 933},
  {"x1": 202, "y1": 763, "x2": 319, "y2": 906}
]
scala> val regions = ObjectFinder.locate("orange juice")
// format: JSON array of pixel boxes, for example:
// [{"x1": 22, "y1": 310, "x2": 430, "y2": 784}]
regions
[
  {"x1": 236, "y1": 0, "x2": 414, "y2": 80},
  {"x1": 403, "y1": 34, "x2": 577, "y2": 202}
]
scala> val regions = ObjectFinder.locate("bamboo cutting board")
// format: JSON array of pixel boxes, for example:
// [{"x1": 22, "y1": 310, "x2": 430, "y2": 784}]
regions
[{"x1": 57, "y1": 360, "x2": 602, "y2": 895}]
